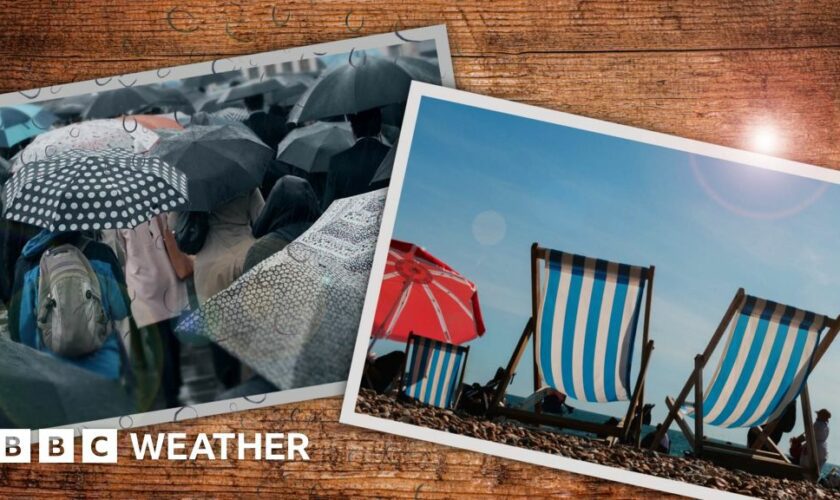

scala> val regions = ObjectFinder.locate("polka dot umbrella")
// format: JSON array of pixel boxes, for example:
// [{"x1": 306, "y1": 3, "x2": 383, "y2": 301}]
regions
[{"x1": 2, "y1": 148, "x2": 188, "y2": 232}]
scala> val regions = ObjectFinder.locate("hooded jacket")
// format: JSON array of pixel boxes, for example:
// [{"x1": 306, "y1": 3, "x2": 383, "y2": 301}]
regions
[
  {"x1": 244, "y1": 176, "x2": 321, "y2": 272},
  {"x1": 8, "y1": 230, "x2": 129, "y2": 380}
]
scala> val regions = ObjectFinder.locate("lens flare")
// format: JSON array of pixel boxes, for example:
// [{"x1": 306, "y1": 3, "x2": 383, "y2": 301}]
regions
[{"x1": 750, "y1": 125, "x2": 781, "y2": 155}]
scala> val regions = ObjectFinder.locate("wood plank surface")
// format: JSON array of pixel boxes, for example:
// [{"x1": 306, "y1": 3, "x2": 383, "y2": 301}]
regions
[{"x1": 0, "y1": 1, "x2": 838, "y2": 497}]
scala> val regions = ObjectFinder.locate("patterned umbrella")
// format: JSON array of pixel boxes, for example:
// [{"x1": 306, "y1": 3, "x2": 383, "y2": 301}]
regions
[
  {"x1": 175, "y1": 188, "x2": 386, "y2": 390},
  {"x1": 0, "y1": 105, "x2": 57, "y2": 148},
  {"x1": 3, "y1": 148, "x2": 188, "y2": 231},
  {"x1": 275, "y1": 121, "x2": 353, "y2": 173},
  {"x1": 372, "y1": 239, "x2": 485, "y2": 344},
  {"x1": 12, "y1": 118, "x2": 171, "y2": 170}
]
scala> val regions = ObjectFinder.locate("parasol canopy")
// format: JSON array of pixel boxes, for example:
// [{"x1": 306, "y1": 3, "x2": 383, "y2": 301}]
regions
[{"x1": 372, "y1": 239, "x2": 485, "y2": 344}]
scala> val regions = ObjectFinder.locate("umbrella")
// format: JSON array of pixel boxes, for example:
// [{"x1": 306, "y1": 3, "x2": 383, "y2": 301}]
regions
[
  {"x1": 181, "y1": 70, "x2": 242, "y2": 90},
  {"x1": 275, "y1": 121, "x2": 353, "y2": 174},
  {"x1": 288, "y1": 56, "x2": 440, "y2": 123},
  {"x1": 85, "y1": 86, "x2": 194, "y2": 119},
  {"x1": 175, "y1": 188, "x2": 387, "y2": 390},
  {"x1": 370, "y1": 139, "x2": 397, "y2": 185},
  {"x1": 41, "y1": 94, "x2": 96, "y2": 121},
  {"x1": 0, "y1": 336, "x2": 135, "y2": 429},
  {"x1": 372, "y1": 239, "x2": 485, "y2": 344},
  {"x1": 394, "y1": 57, "x2": 442, "y2": 85},
  {"x1": 3, "y1": 148, "x2": 188, "y2": 231},
  {"x1": 148, "y1": 124, "x2": 273, "y2": 211},
  {"x1": 12, "y1": 118, "x2": 170, "y2": 169},
  {"x1": 217, "y1": 77, "x2": 305, "y2": 104},
  {"x1": 0, "y1": 105, "x2": 57, "y2": 148}
]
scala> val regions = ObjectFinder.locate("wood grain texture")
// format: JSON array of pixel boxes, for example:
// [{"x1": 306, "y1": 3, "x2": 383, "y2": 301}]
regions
[{"x1": 0, "y1": 0, "x2": 838, "y2": 497}]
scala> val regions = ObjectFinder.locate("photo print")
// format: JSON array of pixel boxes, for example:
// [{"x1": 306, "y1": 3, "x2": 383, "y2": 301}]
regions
[
  {"x1": 0, "y1": 26, "x2": 455, "y2": 434},
  {"x1": 341, "y1": 83, "x2": 840, "y2": 498}
]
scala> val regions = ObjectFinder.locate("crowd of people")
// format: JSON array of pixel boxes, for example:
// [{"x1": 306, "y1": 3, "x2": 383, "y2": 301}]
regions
[{"x1": 0, "y1": 61, "x2": 398, "y2": 422}]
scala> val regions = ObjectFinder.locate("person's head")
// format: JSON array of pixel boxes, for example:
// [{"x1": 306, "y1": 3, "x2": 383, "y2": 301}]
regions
[
  {"x1": 255, "y1": 175, "x2": 322, "y2": 238},
  {"x1": 244, "y1": 94, "x2": 264, "y2": 112},
  {"x1": 817, "y1": 409, "x2": 831, "y2": 422},
  {"x1": 347, "y1": 107, "x2": 382, "y2": 139}
]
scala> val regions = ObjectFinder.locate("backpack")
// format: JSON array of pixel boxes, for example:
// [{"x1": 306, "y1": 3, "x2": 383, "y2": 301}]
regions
[{"x1": 36, "y1": 242, "x2": 108, "y2": 357}]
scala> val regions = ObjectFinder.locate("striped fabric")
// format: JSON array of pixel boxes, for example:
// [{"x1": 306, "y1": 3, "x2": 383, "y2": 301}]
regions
[
  {"x1": 403, "y1": 335, "x2": 468, "y2": 409},
  {"x1": 535, "y1": 250, "x2": 648, "y2": 403},
  {"x1": 687, "y1": 295, "x2": 828, "y2": 429}
]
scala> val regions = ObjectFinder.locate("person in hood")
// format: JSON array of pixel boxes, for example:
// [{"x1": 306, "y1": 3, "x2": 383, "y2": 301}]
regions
[
  {"x1": 244, "y1": 176, "x2": 322, "y2": 273},
  {"x1": 8, "y1": 230, "x2": 131, "y2": 380}
]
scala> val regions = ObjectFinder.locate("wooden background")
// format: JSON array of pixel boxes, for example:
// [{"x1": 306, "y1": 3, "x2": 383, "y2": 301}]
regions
[{"x1": 0, "y1": 0, "x2": 837, "y2": 497}]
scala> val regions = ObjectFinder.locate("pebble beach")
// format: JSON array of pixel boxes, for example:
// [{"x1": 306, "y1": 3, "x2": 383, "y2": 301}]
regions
[{"x1": 356, "y1": 389, "x2": 840, "y2": 499}]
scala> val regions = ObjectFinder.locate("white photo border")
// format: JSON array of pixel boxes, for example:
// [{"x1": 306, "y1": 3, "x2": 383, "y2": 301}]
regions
[
  {"x1": 340, "y1": 81, "x2": 840, "y2": 499},
  {"x1": 1, "y1": 26, "x2": 455, "y2": 440}
]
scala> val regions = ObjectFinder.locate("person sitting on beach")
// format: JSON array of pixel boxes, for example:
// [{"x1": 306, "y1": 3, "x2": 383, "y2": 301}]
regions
[
  {"x1": 798, "y1": 408, "x2": 831, "y2": 471},
  {"x1": 641, "y1": 424, "x2": 671, "y2": 453},
  {"x1": 748, "y1": 400, "x2": 796, "y2": 450},
  {"x1": 244, "y1": 176, "x2": 322, "y2": 273}
]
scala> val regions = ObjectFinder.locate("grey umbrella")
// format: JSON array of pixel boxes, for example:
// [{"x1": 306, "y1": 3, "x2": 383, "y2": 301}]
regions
[
  {"x1": 287, "y1": 56, "x2": 441, "y2": 124},
  {"x1": 275, "y1": 121, "x2": 353, "y2": 174},
  {"x1": 0, "y1": 336, "x2": 135, "y2": 428},
  {"x1": 175, "y1": 188, "x2": 386, "y2": 390}
]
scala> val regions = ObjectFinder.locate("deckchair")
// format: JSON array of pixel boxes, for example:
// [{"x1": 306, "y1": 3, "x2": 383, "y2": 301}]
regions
[
  {"x1": 650, "y1": 288, "x2": 840, "y2": 481},
  {"x1": 490, "y1": 243, "x2": 655, "y2": 444},
  {"x1": 398, "y1": 332, "x2": 470, "y2": 409}
]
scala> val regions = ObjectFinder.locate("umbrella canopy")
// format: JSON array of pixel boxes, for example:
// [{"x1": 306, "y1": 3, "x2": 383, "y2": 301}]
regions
[
  {"x1": 0, "y1": 336, "x2": 135, "y2": 429},
  {"x1": 372, "y1": 239, "x2": 485, "y2": 344},
  {"x1": 85, "y1": 86, "x2": 194, "y2": 119},
  {"x1": 288, "y1": 56, "x2": 440, "y2": 123},
  {"x1": 370, "y1": 139, "x2": 397, "y2": 185},
  {"x1": 275, "y1": 121, "x2": 353, "y2": 174},
  {"x1": 131, "y1": 114, "x2": 184, "y2": 131},
  {"x1": 394, "y1": 57, "x2": 442, "y2": 85},
  {"x1": 148, "y1": 124, "x2": 273, "y2": 211},
  {"x1": 175, "y1": 188, "x2": 387, "y2": 390},
  {"x1": 41, "y1": 94, "x2": 96, "y2": 121},
  {"x1": 12, "y1": 118, "x2": 168, "y2": 170},
  {"x1": 3, "y1": 148, "x2": 188, "y2": 231},
  {"x1": 216, "y1": 77, "x2": 307, "y2": 105},
  {"x1": 0, "y1": 105, "x2": 57, "y2": 148}
]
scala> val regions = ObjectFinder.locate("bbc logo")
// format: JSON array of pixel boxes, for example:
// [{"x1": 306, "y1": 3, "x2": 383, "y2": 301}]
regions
[{"x1": 2, "y1": 429, "x2": 117, "y2": 463}]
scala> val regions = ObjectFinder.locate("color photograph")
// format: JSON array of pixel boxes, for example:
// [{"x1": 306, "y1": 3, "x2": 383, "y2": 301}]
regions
[
  {"x1": 342, "y1": 83, "x2": 840, "y2": 498},
  {"x1": 0, "y1": 27, "x2": 453, "y2": 432}
]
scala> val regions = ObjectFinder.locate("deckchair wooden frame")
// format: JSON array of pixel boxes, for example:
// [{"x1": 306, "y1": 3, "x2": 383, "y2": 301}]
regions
[
  {"x1": 396, "y1": 332, "x2": 471, "y2": 409},
  {"x1": 490, "y1": 243, "x2": 656, "y2": 445},
  {"x1": 649, "y1": 288, "x2": 840, "y2": 481}
]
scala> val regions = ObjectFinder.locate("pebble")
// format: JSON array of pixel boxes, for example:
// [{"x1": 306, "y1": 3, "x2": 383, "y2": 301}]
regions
[{"x1": 357, "y1": 389, "x2": 840, "y2": 499}]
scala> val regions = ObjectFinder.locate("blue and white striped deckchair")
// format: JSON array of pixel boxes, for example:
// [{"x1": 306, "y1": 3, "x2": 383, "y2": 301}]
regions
[
  {"x1": 492, "y1": 243, "x2": 656, "y2": 444},
  {"x1": 653, "y1": 288, "x2": 839, "y2": 480},
  {"x1": 400, "y1": 333, "x2": 470, "y2": 409}
]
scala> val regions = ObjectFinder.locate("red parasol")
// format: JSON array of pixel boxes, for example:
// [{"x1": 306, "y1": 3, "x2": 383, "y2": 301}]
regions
[{"x1": 372, "y1": 240, "x2": 485, "y2": 344}]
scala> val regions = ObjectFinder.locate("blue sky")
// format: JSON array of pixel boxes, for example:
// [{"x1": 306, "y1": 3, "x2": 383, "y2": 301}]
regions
[{"x1": 373, "y1": 96, "x2": 840, "y2": 459}]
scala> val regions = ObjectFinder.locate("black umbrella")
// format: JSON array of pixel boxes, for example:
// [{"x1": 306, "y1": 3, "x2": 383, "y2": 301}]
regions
[
  {"x1": 85, "y1": 86, "x2": 194, "y2": 119},
  {"x1": 394, "y1": 57, "x2": 442, "y2": 85},
  {"x1": 148, "y1": 124, "x2": 273, "y2": 211},
  {"x1": 3, "y1": 148, "x2": 188, "y2": 231},
  {"x1": 370, "y1": 138, "x2": 397, "y2": 185},
  {"x1": 217, "y1": 77, "x2": 308, "y2": 105},
  {"x1": 288, "y1": 56, "x2": 440, "y2": 123},
  {"x1": 275, "y1": 121, "x2": 353, "y2": 174},
  {"x1": 0, "y1": 335, "x2": 135, "y2": 429}
]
